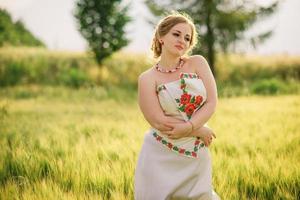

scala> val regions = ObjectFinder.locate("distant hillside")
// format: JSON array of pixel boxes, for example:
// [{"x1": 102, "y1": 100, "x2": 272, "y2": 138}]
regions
[{"x1": 0, "y1": 8, "x2": 45, "y2": 47}]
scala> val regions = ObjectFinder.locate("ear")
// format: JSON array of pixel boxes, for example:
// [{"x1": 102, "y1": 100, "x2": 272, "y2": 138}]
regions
[{"x1": 158, "y1": 36, "x2": 165, "y2": 44}]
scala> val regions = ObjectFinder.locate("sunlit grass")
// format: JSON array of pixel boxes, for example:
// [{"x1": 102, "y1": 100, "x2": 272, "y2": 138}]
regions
[{"x1": 0, "y1": 86, "x2": 299, "y2": 199}]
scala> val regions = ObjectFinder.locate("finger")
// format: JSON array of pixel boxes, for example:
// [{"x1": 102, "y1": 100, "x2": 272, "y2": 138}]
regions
[
  {"x1": 167, "y1": 121, "x2": 182, "y2": 125},
  {"x1": 163, "y1": 124, "x2": 174, "y2": 130},
  {"x1": 168, "y1": 135, "x2": 178, "y2": 140},
  {"x1": 159, "y1": 125, "x2": 173, "y2": 132},
  {"x1": 204, "y1": 141, "x2": 209, "y2": 147},
  {"x1": 207, "y1": 140, "x2": 211, "y2": 146},
  {"x1": 168, "y1": 134, "x2": 179, "y2": 139},
  {"x1": 208, "y1": 139, "x2": 212, "y2": 145},
  {"x1": 161, "y1": 131, "x2": 172, "y2": 135},
  {"x1": 164, "y1": 131, "x2": 174, "y2": 135}
]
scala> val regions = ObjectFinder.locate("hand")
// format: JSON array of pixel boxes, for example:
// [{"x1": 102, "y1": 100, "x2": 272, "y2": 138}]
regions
[
  {"x1": 164, "y1": 116, "x2": 186, "y2": 124},
  {"x1": 197, "y1": 126, "x2": 216, "y2": 147},
  {"x1": 161, "y1": 121, "x2": 192, "y2": 139},
  {"x1": 155, "y1": 122, "x2": 173, "y2": 132},
  {"x1": 155, "y1": 116, "x2": 184, "y2": 131}
]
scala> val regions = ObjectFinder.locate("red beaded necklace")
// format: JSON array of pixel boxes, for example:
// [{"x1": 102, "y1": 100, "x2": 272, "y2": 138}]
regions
[{"x1": 155, "y1": 57, "x2": 184, "y2": 73}]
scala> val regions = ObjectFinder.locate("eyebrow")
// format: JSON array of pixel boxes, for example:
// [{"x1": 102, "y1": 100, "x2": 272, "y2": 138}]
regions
[{"x1": 174, "y1": 30, "x2": 191, "y2": 37}]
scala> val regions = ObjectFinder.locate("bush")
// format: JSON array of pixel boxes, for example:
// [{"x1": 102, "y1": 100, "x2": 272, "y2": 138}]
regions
[
  {"x1": 0, "y1": 47, "x2": 95, "y2": 88},
  {"x1": 0, "y1": 47, "x2": 299, "y2": 96},
  {"x1": 251, "y1": 79, "x2": 287, "y2": 95},
  {"x1": 0, "y1": 62, "x2": 27, "y2": 86},
  {"x1": 58, "y1": 68, "x2": 90, "y2": 88},
  {"x1": 215, "y1": 53, "x2": 300, "y2": 83}
]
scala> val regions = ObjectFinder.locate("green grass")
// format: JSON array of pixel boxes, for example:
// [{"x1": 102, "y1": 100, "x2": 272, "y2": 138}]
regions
[
  {"x1": 1, "y1": 47, "x2": 299, "y2": 97},
  {"x1": 0, "y1": 87, "x2": 299, "y2": 199}
]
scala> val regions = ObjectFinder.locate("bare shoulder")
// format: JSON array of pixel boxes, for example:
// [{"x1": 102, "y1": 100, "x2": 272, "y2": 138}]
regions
[
  {"x1": 187, "y1": 55, "x2": 211, "y2": 78},
  {"x1": 138, "y1": 67, "x2": 156, "y2": 86},
  {"x1": 182, "y1": 55, "x2": 207, "y2": 69},
  {"x1": 189, "y1": 55, "x2": 208, "y2": 67}
]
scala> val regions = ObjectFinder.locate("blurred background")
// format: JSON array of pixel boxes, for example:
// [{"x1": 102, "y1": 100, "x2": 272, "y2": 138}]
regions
[
  {"x1": 0, "y1": 0, "x2": 299, "y2": 199},
  {"x1": 0, "y1": 0, "x2": 299, "y2": 94}
]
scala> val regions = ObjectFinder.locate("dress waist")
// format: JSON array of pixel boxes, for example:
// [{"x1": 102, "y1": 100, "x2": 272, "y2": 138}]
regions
[{"x1": 149, "y1": 127, "x2": 205, "y2": 158}]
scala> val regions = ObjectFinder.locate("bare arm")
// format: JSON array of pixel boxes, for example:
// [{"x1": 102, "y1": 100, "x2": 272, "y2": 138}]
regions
[
  {"x1": 189, "y1": 55, "x2": 218, "y2": 130},
  {"x1": 165, "y1": 55, "x2": 217, "y2": 140},
  {"x1": 138, "y1": 71, "x2": 180, "y2": 132}
]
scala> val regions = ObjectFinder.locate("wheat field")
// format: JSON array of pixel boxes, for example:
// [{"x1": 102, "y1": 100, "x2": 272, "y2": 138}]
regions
[{"x1": 0, "y1": 87, "x2": 299, "y2": 199}]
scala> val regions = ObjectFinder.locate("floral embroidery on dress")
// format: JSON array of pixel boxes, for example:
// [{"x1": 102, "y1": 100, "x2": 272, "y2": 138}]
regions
[
  {"x1": 152, "y1": 131, "x2": 205, "y2": 158},
  {"x1": 179, "y1": 73, "x2": 198, "y2": 79},
  {"x1": 175, "y1": 73, "x2": 204, "y2": 119},
  {"x1": 156, "y1": 72, "x2": 199, "y2": 94},
  {"x1": 153, "y1": 72, "x2": 206, "y2": 158}
]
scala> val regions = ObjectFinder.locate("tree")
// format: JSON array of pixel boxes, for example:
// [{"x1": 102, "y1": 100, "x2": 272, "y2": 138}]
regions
[
  {"x1": 145, "y1": 0, "x2": 280, "y2": 77},
  {"x1": 74, "y1": 0, "x2": 131, "y2": 66},
  {"x1": 0, "y1": 9, "x2": 44, "y2": 47}
]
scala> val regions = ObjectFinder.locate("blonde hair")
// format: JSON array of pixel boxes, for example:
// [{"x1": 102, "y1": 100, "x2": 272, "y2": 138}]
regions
[{"x1": 151, "y1": 11, "x2": 198, "y2": 58}]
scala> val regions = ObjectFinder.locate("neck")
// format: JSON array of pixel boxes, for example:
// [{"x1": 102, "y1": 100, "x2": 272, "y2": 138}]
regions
[{"x1": 159, "y1": 53, "x2": 181, "y2": 69}]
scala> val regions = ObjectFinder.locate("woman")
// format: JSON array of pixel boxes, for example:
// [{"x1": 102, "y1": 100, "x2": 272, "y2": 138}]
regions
[{"x1": 134, "y1": 11, "x2": 221, "y2": 200}]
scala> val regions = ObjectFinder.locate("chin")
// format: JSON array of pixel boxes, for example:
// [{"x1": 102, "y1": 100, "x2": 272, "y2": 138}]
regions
[{"x1": 171, "y1": 50, "x2": 184, "y2": 57}]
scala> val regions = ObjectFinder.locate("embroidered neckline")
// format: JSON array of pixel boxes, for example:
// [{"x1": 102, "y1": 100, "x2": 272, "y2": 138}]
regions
[{"x1": 156, "y1": 72, "x2": 199, "y2": 94}]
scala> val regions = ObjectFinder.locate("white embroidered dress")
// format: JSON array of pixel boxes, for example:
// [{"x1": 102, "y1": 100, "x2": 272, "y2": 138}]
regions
[{"x1": 134, "y1": 72, "x2": 221, "y2": 200}]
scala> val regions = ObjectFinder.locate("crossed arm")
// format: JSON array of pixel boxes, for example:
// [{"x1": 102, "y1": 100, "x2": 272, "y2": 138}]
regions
[
  {"x1": 138, "y1": 55, "x2": 218, "y2": 138},
  {"x1": 188, "y1": 55, "x2": 218, "y2": 131}
]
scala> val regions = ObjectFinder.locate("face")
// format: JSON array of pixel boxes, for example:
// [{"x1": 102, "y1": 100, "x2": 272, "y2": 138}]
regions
[{"x1": 160, "y1": 22, "x2": 192, "y2": 57}]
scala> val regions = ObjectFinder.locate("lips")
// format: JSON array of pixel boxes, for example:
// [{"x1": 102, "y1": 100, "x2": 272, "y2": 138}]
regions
[{"x1": 175, "y1": 45, "x2": 183, "y2": 50}]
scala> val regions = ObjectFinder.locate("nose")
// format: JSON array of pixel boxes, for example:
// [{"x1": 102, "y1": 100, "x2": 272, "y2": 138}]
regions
[{"x1": 177, "y1": 36, "x2": 185, "y2": 45}]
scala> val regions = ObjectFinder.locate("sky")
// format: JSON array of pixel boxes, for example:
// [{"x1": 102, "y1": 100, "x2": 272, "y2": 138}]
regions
[{"x1": 0, "y1": 0, "x2": 299, "y2": 55}]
